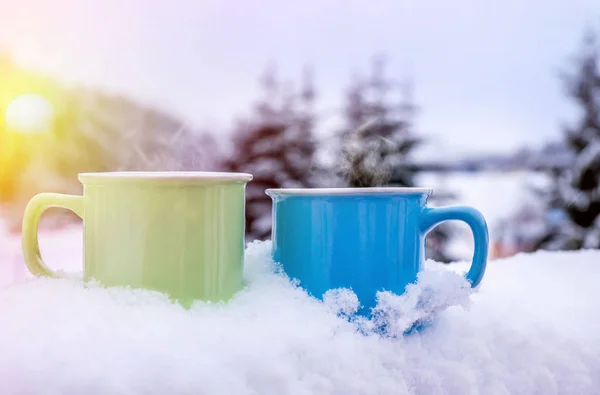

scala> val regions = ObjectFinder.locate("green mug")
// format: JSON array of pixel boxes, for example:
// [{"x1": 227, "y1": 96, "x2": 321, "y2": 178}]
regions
[{"x1": 21, "y1": 171, "x2": 253, "y2": 305}]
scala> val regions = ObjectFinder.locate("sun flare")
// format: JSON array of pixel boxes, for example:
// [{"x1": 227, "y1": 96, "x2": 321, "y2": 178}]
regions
[{"x1": 4, "y1": 94, "x2": 55, "y2": 134}]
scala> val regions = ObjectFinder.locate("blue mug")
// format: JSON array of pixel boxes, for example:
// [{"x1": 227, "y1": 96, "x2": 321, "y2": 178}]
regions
[{"x1": 266, "y1": 187, "x2": 489, "y2": 315}]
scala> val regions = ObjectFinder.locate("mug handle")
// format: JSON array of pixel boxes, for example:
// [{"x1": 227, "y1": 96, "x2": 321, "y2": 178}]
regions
[
  {"x1": 21, "y1": 193, "x2": 84, "y2": 278},
  {"x1": 420, "y1": 206, "x2": 489, "y2": 287}
]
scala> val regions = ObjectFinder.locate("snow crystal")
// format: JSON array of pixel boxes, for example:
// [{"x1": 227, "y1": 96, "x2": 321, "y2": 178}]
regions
[
  {"x1": 323, "y1": 288, "x2": 360, "y2": 317},
  {"x1": 363, "y1": 264, "x2": 474, "y2": 337},
  {"x1": 0, "y1": 231, "x2": 599, "y2": 395}
]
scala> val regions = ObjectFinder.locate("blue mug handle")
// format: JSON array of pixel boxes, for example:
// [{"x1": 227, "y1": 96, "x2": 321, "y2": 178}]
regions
[{"x1": 420, "y1": 206, "x2": 489, "y2": 287}]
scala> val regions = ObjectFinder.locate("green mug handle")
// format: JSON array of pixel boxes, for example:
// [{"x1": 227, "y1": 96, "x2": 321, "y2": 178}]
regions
[{"x1": 21, "y1": 193, "x2": 84, "y2": 278}]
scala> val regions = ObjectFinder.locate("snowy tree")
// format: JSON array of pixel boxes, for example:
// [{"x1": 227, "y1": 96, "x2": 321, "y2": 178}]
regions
[
  {"x1": 222, "y1": 66, "x2": 318, "y2": 241},
  {"x1": 532, "y1": 29, "x2": 600, "y2": 251},
  {"x1": 334, "y1": 56, "x2": 456, "y2": 262}
]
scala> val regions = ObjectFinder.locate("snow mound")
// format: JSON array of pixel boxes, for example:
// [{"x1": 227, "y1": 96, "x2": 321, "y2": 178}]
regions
[{"x1": 0, "y1": 238, "x2": 599, "y2": 394}]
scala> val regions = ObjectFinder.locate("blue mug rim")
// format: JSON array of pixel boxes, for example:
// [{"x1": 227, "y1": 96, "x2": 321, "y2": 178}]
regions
[{"x1": 266, "y1": 187, "x2": 433, "y2": 197}]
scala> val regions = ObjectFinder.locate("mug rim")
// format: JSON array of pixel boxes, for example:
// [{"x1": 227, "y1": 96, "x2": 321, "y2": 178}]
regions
[
  {"x1": 266, "y1": 187, "x2": 433, "y2": 196},
  {"x1": 78, "y1": 171, "x2": 253, "y2": 184}
]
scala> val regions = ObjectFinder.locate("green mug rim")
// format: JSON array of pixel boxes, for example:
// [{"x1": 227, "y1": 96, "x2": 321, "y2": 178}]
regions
[{"x1": 78, "y1": 171, "x2": 253, "y2": 185}]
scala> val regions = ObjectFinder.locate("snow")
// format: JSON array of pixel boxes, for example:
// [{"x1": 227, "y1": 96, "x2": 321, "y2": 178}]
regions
[{"x1": 0, "y1": 226, "x2": 599, "y2": 395}]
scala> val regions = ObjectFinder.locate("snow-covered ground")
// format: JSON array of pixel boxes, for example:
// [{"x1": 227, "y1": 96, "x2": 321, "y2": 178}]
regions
[{"x1": 0, "y1": 237, "x2": 598, "y2": 394}]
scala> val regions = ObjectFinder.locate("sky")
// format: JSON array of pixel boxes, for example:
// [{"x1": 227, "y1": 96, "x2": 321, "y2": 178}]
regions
[{"x1": 0, "y1": 0, "x2": 599, "y2": 159}]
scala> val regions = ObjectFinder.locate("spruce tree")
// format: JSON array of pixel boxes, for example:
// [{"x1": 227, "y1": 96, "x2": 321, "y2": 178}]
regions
[
  {"x1": 533, "y1": 29, "x2": 600, "y2": 250},
  {"x1": 222, "y1": 66, "x2": 317, "y2": 241}
]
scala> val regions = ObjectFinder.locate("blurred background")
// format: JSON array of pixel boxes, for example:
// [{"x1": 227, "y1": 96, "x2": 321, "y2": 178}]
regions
[{"x1": 0, "y1": 0, "x2": 599, "y2": 263}]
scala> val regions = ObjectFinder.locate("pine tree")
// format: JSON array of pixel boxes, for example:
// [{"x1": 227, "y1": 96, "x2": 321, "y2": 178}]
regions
[
  {"x1": 222, "y1": 66, "x2": 317, "y2": 241},
  {"x1": 335, "y1": 56, "x2": 456, "y2": 262},
  {"x1": 533, "y1": 29, "x2": 600, "y2": 250}
]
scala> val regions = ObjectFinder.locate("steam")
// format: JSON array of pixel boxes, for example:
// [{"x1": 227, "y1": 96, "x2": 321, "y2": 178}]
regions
[
  {"x1": 116, "y1": 125, "x2": 217, "y2": 172},
  {"x1": 338, "y1": 119, "x2": 394, "y2": 187}
]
